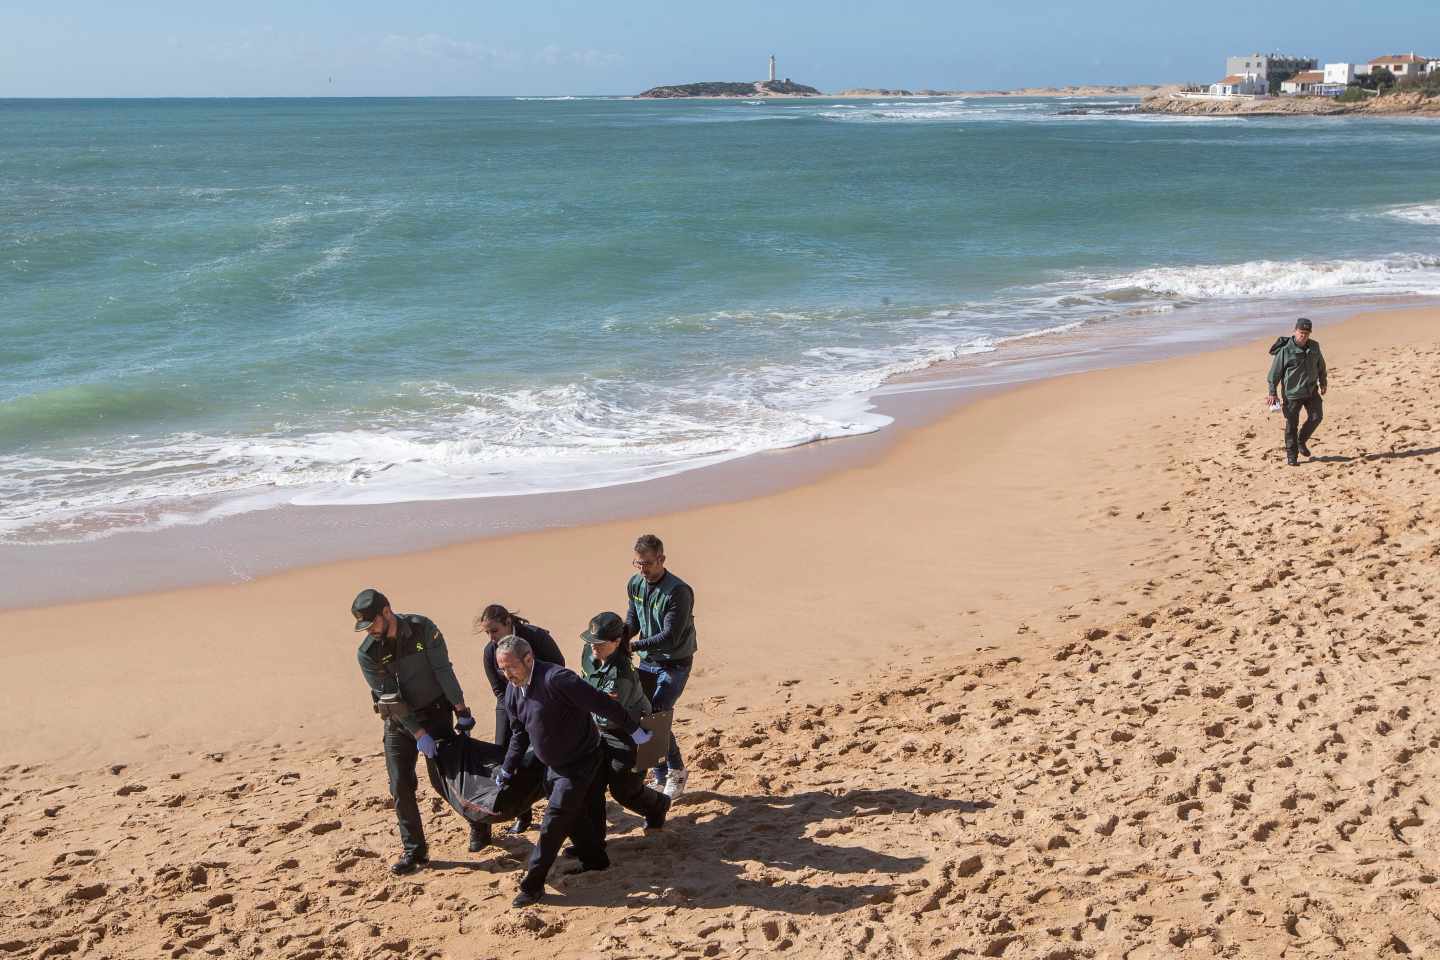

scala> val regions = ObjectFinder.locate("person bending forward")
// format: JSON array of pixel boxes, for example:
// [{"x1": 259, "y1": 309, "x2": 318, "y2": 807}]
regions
[{"x1": 495, "y1": 635, "x2": 652, "y2": 908}]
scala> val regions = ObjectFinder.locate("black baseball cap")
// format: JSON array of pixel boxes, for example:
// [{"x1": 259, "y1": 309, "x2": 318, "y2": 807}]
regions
[
  {"x1": 1295, "y1": 318, "x2": 1313, "y2": 331},
  {"x1": 351, "y1": 589, "x2": 389, "y2": 631},
  {"x1": 580, "y1": 611, "x2": 624, "y2": 645}
]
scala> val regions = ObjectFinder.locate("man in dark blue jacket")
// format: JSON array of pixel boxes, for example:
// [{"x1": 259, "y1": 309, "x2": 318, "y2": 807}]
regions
[{"x1": 495, "y1": 635, "x2": 653, "y2": 907}]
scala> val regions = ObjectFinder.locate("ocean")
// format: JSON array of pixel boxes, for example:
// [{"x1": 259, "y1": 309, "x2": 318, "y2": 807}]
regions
[{"x1": 4, "y1": 95, "x2": 1440, "y2": 546}]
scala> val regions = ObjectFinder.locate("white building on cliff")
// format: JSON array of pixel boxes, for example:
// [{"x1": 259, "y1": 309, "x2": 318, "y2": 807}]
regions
[{"x1": 1210, "y1": 73, "x2": 1267, "y2": 96}]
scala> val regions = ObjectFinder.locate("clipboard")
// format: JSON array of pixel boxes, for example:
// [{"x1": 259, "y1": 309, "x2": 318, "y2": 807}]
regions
[{"x1": 632, "y1": 710, "x2": 673, "y2": 773}]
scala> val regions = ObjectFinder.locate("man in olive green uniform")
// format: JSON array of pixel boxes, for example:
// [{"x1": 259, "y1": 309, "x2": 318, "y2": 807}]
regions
[
  {"x1": 623, "y1": 534, "x2": 698, "y2": 799},
  {"x1": 353, "y1": 588, "x2": 480, "y2": 875},
  {"x1": 1267, "y1": 318, "x2": 1329, "y2": 466}
]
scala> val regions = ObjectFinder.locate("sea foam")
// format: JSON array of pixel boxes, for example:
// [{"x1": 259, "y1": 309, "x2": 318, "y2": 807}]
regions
[
  {"x1": 1384, "y1": 202, "x2": 1440, "y2": 226},
  {"x1": 1093, "y1": 254, "x2": 1440, "y2": 301}
]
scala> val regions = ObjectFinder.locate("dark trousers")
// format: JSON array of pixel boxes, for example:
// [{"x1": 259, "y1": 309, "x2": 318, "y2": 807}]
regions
[
  {"x1": 520, "y1": 750, "x2": 608, "y2": 896},
  {"x1": 638, "y1": 659, "x2": 689, "y2": 779},
  {"x1": 383, "y1": 720, "x2": 426, "y2": 856},
  {"x1": 602, "y1": 735, "x2": 668, "y2": 823},
  {"x1": 1283, "y1": 394, "x2": 1323, "y2": 459},
  {"x1": 493, "y1": 700, "x2": 511, "y2": 749}
]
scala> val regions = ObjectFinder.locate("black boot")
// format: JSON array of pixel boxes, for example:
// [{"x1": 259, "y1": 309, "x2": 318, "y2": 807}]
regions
[
  {"x1": 507, "y1": 809, "x2": 532, "y2": 834},
  {"x1": 389, "y1": 848, "x2": 429, "y2": 876},
  {"x1": 646, "y1": 793, "x2": 672, "y2": 830},
  {"x1": 469, "y1": 821, "x2": 492, "y2": 852}
]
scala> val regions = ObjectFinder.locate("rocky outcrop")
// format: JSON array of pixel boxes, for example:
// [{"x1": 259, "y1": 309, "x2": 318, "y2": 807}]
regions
[
  {"x1": 637, "y1": 79, "x2": 821, "y2": 98},
  {"x1": 834, "y1": 88, "x2": 917, "y2": 97},
  {"x1": 1139, "y1": 90, "x2": 1440, "y2": 117}
]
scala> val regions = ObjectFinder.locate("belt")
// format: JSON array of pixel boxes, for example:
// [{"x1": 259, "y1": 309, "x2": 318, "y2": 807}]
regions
[{"x1": 376, "y1": 695, "x2": 450, "y2": 721}]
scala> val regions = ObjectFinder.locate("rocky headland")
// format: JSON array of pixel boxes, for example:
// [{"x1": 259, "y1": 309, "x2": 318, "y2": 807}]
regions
[{"x1": 637, "y1": 79, "x2": 821, "y2": 98}]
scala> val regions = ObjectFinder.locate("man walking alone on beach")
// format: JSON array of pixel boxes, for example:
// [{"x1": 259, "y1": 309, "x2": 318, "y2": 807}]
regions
[
  {"x1": 624, "y1": 534, "x2": 698, "y2": 799},
  {"x1": 1267, "y1": 318, "x2": 1328, "y2": 466},
  {"x1": 352, "y1": 589, "x2": 480, "y2": 875}
]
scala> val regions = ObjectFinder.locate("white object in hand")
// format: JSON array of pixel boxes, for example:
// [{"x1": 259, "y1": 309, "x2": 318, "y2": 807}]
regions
[{"x1": 632, "y1": 728, "x2": 654, "y2": 745}]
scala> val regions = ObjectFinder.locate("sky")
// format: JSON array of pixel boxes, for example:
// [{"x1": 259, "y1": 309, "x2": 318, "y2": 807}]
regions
[{"x1": 1, "y1": 1, "x2": 1436, "y2": 97}]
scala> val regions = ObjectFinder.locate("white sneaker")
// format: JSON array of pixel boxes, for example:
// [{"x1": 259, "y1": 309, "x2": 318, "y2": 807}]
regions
[{"x1": 662, "y1": 769, "x2": 689, "y2": 799}]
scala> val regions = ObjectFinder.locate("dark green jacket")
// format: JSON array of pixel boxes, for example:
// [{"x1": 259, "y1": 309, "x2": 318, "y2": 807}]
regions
[
  {"x1": 1267, "y1": 336, "x2": 1327, "y2": 400},
  {"x1": 356, "y1": 614, "x2": 465, "y2": 735},
  {"x1": 578, "y1": 644, "x2": 652, "y2": 735},
  {"x1": 624, "y1": 570, "x2": 698, "y2": 663}
]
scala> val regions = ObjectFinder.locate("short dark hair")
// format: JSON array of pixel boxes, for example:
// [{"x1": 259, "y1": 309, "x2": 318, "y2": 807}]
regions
[{"x1": 634, "y1": 533, "x2": 664, "y2": 556}]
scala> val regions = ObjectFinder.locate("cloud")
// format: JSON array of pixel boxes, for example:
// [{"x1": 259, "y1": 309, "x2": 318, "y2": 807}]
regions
[
  {"x1": 380, "y1": 33, "x2": 622, "y2": 70},
  {"x1": 380, "y1": 33, "x2": 504, "y2": 63},
  {"x1": 538, "y1": 44, "x2": 624, "y2": 68}
]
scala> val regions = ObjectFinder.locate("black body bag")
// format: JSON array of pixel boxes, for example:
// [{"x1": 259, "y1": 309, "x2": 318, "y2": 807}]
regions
[{"x1": 425, "y1": 736, "x2": 545, "y2": 824}]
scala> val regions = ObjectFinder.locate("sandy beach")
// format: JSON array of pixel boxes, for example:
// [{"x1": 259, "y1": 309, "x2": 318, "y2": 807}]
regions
[{"x1": 5, "y1": 305, "x2": 1439, "y2": 959}]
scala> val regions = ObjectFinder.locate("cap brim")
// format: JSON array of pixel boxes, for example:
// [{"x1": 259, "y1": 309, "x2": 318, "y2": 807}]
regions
[{"x1": 354, "y1": 619, "x2": 374, "y2": 632}]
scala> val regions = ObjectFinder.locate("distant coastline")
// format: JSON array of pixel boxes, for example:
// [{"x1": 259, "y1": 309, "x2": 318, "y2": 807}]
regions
[
  {"x1": 633, "y1": 81, "x2": 1178, "y2": 100},
  {"x1": 835, "y1": 84, "x2": 1176, "y2": 99}
]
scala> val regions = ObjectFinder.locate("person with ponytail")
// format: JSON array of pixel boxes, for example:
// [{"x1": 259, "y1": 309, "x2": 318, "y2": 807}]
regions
[
  {"x1": 578, "y1": 611, "x2": 670, "y2": 831},
  {"x1": 475, "y1": 603, "x2": 565, "y2": 832}
]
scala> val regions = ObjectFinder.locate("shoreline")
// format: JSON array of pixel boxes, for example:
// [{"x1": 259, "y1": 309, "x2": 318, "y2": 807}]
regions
[
  {"x1": 6, "y1": 305, "x2": 1440, "y2": 957},
  {"x1": 4, "y1": 295, "x2": 1435, "y2": 610},
  {"x1": 4, "y1": 301, "x2": 1436, "y2": 769}
]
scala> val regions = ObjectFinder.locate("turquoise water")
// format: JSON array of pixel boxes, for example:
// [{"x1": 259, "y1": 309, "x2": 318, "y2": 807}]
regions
[{"x1": 4, "y1": 96, "x2": 1440, "y2": 543}]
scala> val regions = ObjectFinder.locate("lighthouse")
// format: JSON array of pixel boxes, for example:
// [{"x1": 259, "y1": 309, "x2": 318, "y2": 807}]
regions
[{"x1": 769, "y1": 54, "x2": 776, "y2": 82}]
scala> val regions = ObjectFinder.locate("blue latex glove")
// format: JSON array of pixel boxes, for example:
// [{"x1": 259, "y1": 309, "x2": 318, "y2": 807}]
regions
[
  {"x1": 456, "y1": 710, "x2": 476, "y2": 737},
  {"x1": 494, "y1": 767, "x2": 512, "y2": 786},
  {"x1": 632, "y1": 728, "x2": 653, "y2": 746},
  {"x1": 416, "y1": 733, "x2": 438, "y2": 759}
]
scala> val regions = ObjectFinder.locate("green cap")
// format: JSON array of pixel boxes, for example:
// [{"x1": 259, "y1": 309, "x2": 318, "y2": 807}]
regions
[
  {"x1": 351, "y1": 589, "x2": 389, "y2": 631},
  {"x1": 580, "y1": 611, "x2": 624, "y2": 645}
]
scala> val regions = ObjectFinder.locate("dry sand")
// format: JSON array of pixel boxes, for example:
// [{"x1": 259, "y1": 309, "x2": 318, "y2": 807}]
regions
[{"x1": 4, "y1": 307, "x2": 1439, "y2": 959}]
